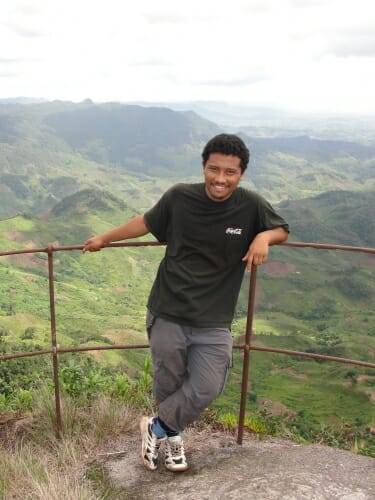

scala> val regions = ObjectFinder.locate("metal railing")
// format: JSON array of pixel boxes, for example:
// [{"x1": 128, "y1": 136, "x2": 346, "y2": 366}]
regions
[{"x1": 0, "y1": 241, "x2": 374, "y2": 443}]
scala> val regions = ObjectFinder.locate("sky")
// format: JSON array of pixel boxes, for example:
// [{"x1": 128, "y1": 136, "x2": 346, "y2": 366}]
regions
[{"x1": 1, "y1": 0, "x2": 375, "y2": 114}]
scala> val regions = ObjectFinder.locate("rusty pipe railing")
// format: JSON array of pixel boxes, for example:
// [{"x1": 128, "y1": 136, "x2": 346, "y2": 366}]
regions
[
  {"x1": 47, "y1": 243, "x2": 62, "y2": 438},
  {"x1": 0, "y1": 241, "x2": 374, "y2": 441},
  {"x1": 237, "y1": 264, "x2": 258, "y2": 444},
  {"x1": 1, "y1": 240, "x2": 374, "y2": 258}
]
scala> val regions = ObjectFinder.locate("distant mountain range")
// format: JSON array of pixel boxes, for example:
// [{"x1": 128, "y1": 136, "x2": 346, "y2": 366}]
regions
[
  {"x1": 0, "y1": 97, "x2": 48, "y2": 105},
  {"x1": 0, "y1": 99, "x2": 374, "y2": 220}
]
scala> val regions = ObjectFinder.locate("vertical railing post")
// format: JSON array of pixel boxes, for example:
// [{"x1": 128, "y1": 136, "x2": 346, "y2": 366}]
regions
[
  {"x1": 237, "y1": 264, "x2": 258, "y2": 444},
  {"x1": 47, "y1": 243, "x2": 62, "y2": 439}
]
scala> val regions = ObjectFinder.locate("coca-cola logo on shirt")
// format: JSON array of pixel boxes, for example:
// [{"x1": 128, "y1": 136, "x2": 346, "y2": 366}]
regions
[{"x1": 225, "y1": 227, "x2": 243, "y2": 235}]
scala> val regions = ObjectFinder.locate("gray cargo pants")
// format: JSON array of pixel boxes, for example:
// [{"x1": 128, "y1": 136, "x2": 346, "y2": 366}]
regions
[{"x1": 146, "y1": 310, "x2": 232, "y2": 432}]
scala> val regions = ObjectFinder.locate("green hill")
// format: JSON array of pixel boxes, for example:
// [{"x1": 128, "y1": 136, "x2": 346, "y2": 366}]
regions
[
  {"x1": 0, "y1": 101, "x2": 374, "y2": 452},
  {"x1": 1, "y1": 100, "x2": 374, "y2": 220},
  {"x1": 1, "y1": 188, "x2": 374, "y2": 436},
  {"x1": 50, "y1": 188, "x2": 129, "y2": 217},
  {"x1": 279, "y1": 189, "x2": 375, "y2": 247}
]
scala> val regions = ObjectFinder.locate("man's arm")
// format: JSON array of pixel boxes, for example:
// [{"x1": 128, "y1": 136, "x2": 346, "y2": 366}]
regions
[
  {"x1": 82, "y1": 214, "x2": 149, "y2": 253},
  {"x1": 242, "y1": 227, "x2": 288, "y2": 270}
]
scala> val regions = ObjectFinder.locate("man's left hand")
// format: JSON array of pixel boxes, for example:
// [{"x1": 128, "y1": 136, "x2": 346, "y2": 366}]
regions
[
  {"x1": 242, "y1": 233, "x2": 270, "y2": 270},
  {"x1": 242, "y1": 227, "x2": 288, "y2": 271}
]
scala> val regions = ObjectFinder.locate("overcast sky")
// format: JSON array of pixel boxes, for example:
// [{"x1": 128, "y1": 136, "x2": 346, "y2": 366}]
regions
[{"x1": 1, "y1": 0, "x2": 375, "y2": 113}]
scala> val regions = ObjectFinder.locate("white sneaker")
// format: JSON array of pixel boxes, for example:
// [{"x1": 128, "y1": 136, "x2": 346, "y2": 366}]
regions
[
  {"x1": 139, "y1": 416, "x2": 166, "y2": 471},
  {"x1": 165, "y1": 435, "x2": 188, "y2": 472}
]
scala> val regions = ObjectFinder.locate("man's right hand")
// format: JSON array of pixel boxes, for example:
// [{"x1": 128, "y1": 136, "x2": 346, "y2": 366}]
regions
[
  {"x1": 82, "y1": 215, "x2": 149, "y2": 253},
  {"x1": 82, "y1": 236, "x2": 106, "y2": 253}
]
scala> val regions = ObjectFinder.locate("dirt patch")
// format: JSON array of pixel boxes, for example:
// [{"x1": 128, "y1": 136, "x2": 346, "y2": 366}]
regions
[
  {"x1": 358, "y1": 375, "x2": 375, "y2": 382},
  {"x1": 0, "y1": 411, "x2": 30, "y2": 445},
  {"x1": 25, "y1": 275, "x2": 38, "y2": 283},
  {"x1": 4, "y1": 231, "x2": 42, "y2": 249},
  {"x1": 102, "y1": 429, "x2": 375, "y2": 499},
  {"x1": 263, "y1": 261, "x2": 296, "y2": 277},
  {"x1": 89, "y1": 350, "x2": 104, "y2": 361},
  {"x1": 328, "y1": 175, "x2": 349, "y2": 190},
  {"x1": 4, "y1": 253, "x2": 46, "y2": 270},
  {"x1": 271, "y1": 367, "x2": 308, "y2": 380},
  {"x1": 56, "y1": 294, "x2": 72, "y2": 302},
  {"x1": 355, "y1": 258, "x2": 375, "y2": 267},
  {"x1": 105, "y1": 329, "x2": 146, "y2": 344},
  {"x1": 258, "y1": 398, "x2": 296, "y2": 419},
  {"x1": 342, "y1": 380, "x2": 353, "y2": 388},
  {"x1": 4, "y1": 231, "x2": 29, "y2": 243},
  {"x1": 15, "y1": 313, "x2": 35, "y2": 322}
]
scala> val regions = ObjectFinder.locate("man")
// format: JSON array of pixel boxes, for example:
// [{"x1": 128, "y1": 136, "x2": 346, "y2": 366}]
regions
[{"x1": 83, "y1": 133, "x2": 289, "y2": 473}]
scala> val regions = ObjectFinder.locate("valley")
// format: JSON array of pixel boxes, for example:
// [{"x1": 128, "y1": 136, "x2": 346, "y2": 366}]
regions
[{"x1": 0, "y1": 100, "x2": 374, "y2": 454}]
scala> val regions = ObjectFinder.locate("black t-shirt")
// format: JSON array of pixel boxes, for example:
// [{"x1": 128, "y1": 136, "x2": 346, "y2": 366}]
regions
[{"x1": 144, "y1": 183, "x2": 289, "y2": 328}]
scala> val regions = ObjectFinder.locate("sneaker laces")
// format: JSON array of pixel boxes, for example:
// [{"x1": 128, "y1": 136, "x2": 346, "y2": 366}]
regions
[
  {"x1": 147, "y1": 426, "x2": 163, "y2": 455},
  {"x1": 166, "y1": 437, "x2": 185, "y2": 461},
  {"x1": 141, "y1": 418, "x2": 166, "y2": 470}
]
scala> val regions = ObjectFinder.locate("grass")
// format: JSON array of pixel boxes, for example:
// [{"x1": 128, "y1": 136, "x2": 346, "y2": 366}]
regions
[
  {"x1": 0, "y1": 357, "x2": 158, "y2": 500},
  {"x1": 0, "y1": 352, "x2": 156, "y2": 498},
  {"x1": 0, "y1": 393, "x2": 138, "y2": 499},
  {"x1": 214, "y1": 332, "x2": 375, "y2": 455},
  {"x1": 0, "y1": 351, "x2": 373, "y2": 499}
]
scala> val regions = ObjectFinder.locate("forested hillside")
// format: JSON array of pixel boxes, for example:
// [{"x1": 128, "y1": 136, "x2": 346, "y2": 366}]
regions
[
  {"x1": 1, "y1": 100, "x2": 374, "y2": 218},
  {"x1": 279, "y1": 189, "x2": 375, "y2": 247}
]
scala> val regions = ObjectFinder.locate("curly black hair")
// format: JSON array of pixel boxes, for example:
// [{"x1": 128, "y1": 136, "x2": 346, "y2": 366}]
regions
[{"x1": 201, "y1": 133, "x2": 250, "y2": 172}]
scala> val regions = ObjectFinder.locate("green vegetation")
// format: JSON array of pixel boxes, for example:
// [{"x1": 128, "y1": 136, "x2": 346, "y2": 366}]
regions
[
  {"x1": 1, "y1": 101, "x2": 374, "y2": 220},
  {"x1": 0, "y1": 101, "x2": 374, "y2": 464},
  {"x1": 0, "y1": 357, "x2": 373, "y2": 500},
  {"x1": 0, "y1": 390, "x2": 143, "y2": 498},
  {"x1": 1, "y1": 214, "x2": 373, "y2": 454}
]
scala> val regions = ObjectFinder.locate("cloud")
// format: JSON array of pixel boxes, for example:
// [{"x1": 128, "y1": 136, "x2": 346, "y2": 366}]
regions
[
  {"x1": 128, "y1": 58, "x2": 173, "y2": 68},
  {"x1": 285, "y1": 13, "x2": 375, "y2": 61},
  {"x1": 0, "y1": 71, "x2": 18, "y2": 78},
  {"x1": 143, "y1": 11, "x2": 188, "y2": 24},
  {"x1": 0, "y1": 58, "x2": 27, "y2": 80},
  {"x1": 0, "y1": 57, "x2": 25, "y2": 64},
  {"x1": 13, "y1": 1, "x2": 46, "y2": 16},
  {"x1": 143, "y1": 11, "x2": 214, "y2": 25},
  {"x1": 289, "y1": 0, "x2": 332, "y2": 7},
  {"x1": 239, "y1": 0, "x2": 275, "y2": 13},
  {"x1": 3, "y1": 21, "x2": 48, "y2": 37},
  {"x1": 0, "y1": 0, "x2": 374, "y2": 113},
  {"x1": 195, "y1": 72, "x2": 271, "y2": 87},
  {"x1": 329, "y1": 32, "x2": 375, "y2": 58},
  {"x1": 332, "y1": 43, "x2": 375, "y2": 58},
  {"x1": 1, "y1": 0, "x2": 50, "y2": 37},
  {"x1": 142, "y1": 1, "x2": 218, "y2": 25}
]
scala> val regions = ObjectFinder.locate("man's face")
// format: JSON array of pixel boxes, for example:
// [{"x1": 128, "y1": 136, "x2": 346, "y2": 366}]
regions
[{"x1": 203, "y1": 153, "x2": 243, "y2": 202}]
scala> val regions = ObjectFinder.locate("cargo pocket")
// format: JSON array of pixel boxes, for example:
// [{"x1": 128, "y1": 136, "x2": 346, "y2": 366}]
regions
[
  {"x1": 146, "y1": 309, "x2": 156, "y2": 340},
  {"x1": 218, "y1": 357, "x2": 232, "y2": 396}
]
